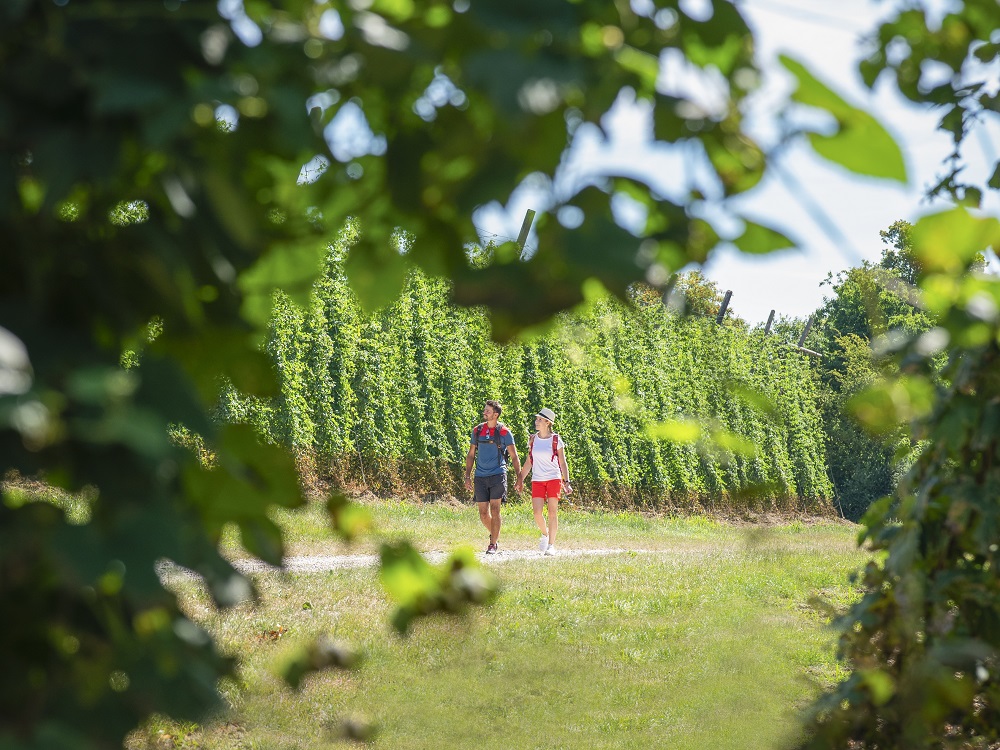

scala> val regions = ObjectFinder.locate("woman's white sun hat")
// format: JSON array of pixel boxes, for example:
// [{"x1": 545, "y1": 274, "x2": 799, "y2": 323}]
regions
[{"x1": 535, "y1": 407, "x2": 556, "y2": 424}]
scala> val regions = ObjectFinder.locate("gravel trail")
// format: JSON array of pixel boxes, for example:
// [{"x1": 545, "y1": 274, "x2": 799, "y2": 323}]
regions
[
  {"x1": 157, "y1": 547, "x2": 657, "y2": 583},
  {"x1": 231, "y1": 547, "x2": 649, "y2": 573}
]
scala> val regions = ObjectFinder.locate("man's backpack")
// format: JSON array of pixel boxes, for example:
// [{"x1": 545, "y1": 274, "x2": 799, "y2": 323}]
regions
[
  {"x1": 474, "y1": 422, "x2": 509, "y2": 467},
  {"x1": 528, "y1": 432, "x2": 560, "y2": 465}
]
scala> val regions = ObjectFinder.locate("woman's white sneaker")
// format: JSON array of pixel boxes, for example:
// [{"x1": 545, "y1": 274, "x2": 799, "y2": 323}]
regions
[
  {"x1": 538, "y1": 535, "x2": 549, "y2": 551},
  {"x1": 544, "y1": 544, "x2": 556, "y2": 556}
]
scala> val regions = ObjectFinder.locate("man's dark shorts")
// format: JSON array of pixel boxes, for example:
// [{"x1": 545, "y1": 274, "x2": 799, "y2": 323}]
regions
[{"x1": 474, "y1": 473, "x2": 507, "y2": 503}]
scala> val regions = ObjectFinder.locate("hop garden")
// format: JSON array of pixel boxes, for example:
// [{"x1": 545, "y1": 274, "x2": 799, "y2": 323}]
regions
[{"x1": 221, "y1": 222, "x2": 833, "y2": 514}]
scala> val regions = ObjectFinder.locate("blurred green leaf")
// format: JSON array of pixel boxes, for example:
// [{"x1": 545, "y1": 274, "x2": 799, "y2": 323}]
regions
[
  {"x1": 182, "y1": 425, "x2": 303, "y2": 565},
  {"x1": 704, "y1": 133, "x2": 766, "y2": 195},
  {"x1": 849, "y1": 375, "x2": 935, "y2": 435},
  {"x1": 276, "y1": 635, "x2": 360, "y2": 690},
  {"x1": 615, "y1": 46, "x2": 660, "y2": 92},
  {"x1": 379, "y1": 541, "x2": 497, "y2": 635},
  {"x1": 859, "y1": 669, "x2": 895, "y2": 706},
  {"x1": 157, "y1": 330, "x2": 278, "y2": 404},
  {"x1": 724, "y1": 380, "x2": 782, "y2": 419},
  {"x1": 344, "y1": 231, "x2": 410, "y2": 313},
  {"x1": 239, "y1": 240, "x2": 327, "y2": 330},
  {"x1": 732, "y1": 218, "x2": 795, "y2": 254},
  {"x1": 781, "y1": 55, "x2": 907, "y2": 183},
  {"x1": 326, "y1": 492, "x2": 373, "y2": 542},
  {"x1": 709, "y1": 428, "x2": 757, "y2": 457},
  {"x1": 911, "y1": 207, "x2": 1000, "y2": 274},
  {"x1": 379, "y1": 540, "x2": 438, "y2": 608},
  {"x1": 645, "y1": 419, "x2": 701, "y2": 443}
]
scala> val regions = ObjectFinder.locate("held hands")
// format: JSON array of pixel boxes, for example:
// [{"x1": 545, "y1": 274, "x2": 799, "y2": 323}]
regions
[
  {"x1": 514, "y1": 478, "x2": 524, "y2": 493},
  {"x1": 563, "y1": 482, "x2": 573, "y2": 496},
  {"x1": 464, "y1": 475, "x2": 472, "y2": 492}
]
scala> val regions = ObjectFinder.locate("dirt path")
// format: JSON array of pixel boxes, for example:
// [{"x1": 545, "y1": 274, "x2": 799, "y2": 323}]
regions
[
  {"x1": 229, "y1": 547, "x2": 651, "y2": 574},
  {"x1": 156, "y1": 548, "x2": 658, "y2": 585},
  {"x1": 160, "y1": 534, "x2": 833, "y2": 581}
]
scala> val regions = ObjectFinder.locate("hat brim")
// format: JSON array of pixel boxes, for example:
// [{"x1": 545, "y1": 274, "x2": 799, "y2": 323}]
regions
[{"x1": 534, "y1": 413, "x2": 554, "y2": 423}]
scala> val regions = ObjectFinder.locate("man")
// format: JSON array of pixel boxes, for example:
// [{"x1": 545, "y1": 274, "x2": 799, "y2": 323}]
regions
[{"x1": 464, "y1": 400, "x2": 521, "y2": 554}]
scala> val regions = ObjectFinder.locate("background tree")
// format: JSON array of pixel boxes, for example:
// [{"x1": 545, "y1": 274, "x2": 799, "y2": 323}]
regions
[
  {"x1": 811, "y1": 222, "x2": 933, "y2": 520},
  {"x1": 878, "y1": 219, "x2": 918, "y2": 286},
  {"x1": 669, "y1": 270, "x2": 740, "y2": 323}
]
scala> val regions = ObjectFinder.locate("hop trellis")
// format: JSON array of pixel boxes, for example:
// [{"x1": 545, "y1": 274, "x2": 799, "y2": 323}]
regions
[{"x1": 223, "y1": 226, "x2": 833, "y2": 511}]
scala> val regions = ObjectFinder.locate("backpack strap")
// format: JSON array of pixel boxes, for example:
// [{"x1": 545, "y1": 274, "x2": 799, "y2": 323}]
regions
[
  {"x1": 496, "y1": 422, "x2": 507, "y2": 465},
  {"x1": 529, "y1": 432, "x2": 559, "y2": 463}
]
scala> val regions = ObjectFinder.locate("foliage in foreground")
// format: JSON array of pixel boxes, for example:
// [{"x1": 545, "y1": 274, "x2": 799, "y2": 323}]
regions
[
  {"x1": 787, "y1": 0, "x2": 1000, "y2": 734},
  {"x1": 1, "y1": 0, "x2": 997, "y2": 748},
  {"x1": 223, "y1": 232, "x2": 832, "y2": 511},
  {"x1": 796, "y1": 213, "x2": 1000, "y2": 748}
]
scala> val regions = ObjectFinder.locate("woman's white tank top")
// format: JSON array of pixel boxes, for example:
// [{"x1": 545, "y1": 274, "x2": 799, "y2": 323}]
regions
[{"x1": 530, "y1": 435, "x2": 562, "y2": 482}]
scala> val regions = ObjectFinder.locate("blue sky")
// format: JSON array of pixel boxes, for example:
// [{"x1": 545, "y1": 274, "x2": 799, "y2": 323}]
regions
[{"x1": 475, "y1": 0, "x2": 1000, "y2": 324}]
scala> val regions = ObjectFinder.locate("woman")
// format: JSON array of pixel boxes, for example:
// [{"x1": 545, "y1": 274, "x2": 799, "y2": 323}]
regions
[{"x1": 515, "y1": 407, "x2": 572, "y2": 556}]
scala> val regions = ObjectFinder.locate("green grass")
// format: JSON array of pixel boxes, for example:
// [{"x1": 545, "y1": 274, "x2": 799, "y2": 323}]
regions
[
  {"x1": 149, "y1": 501, "x2": 866, "y2": 750},
  {"x1": 223, "y1": 497, "x2": 856, "y2": 557}
]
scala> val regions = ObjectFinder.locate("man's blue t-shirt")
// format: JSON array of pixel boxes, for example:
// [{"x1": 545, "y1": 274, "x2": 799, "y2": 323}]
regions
[{"x1": 471, "y1": 424, "x2": 515, "y2": 477}]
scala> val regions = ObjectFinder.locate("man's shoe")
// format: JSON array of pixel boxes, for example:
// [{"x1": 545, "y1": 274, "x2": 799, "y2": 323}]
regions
[
  {"x1": 486, "y1": 542, "x2": 497, "y2": 555},
  {"x1": 544, "y1": 544, "x2": 556, "y2": 556},
  {"x1": 538, "y1": 535, "x2": 549, "y2": 551}
]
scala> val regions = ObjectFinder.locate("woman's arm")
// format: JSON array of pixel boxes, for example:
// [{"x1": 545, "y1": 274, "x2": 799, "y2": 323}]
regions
[
  {"x1": 558, "y1": 446, "x2": 572, "y2": 495},
  {"x1": 516, "y1": 456, "x2": 532, "y2": 485}
]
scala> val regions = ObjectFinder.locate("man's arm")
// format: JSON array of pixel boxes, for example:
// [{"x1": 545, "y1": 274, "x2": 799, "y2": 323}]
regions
[
  {"x1": 516, "y1": 456, "x2": 532, "y2": 485},
  {"x1": 514, "y1": 454, "x2": 531, "y2": 493},
  {"x1": 464, "y1": 445, "x2": 476, "y2": 491},
  {"x1": 506, "y1": 443, "x2": 522, "y2": 478}
]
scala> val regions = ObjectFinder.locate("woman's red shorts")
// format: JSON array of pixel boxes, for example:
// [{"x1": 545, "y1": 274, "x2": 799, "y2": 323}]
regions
[{"x1": 531, "y1": 479, "x2": 562, "y2": 500}]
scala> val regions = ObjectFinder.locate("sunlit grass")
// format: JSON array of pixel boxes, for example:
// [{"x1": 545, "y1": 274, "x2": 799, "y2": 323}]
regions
[
  {"x1": 153, "y1": 502, "x2": 866, "y2": 750},
  {"x1": 222, "y1": 496, "x2": 854, "y2": 558}
]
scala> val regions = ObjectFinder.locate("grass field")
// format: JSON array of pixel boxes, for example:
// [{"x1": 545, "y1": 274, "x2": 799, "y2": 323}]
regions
[{"x1": 143, "y1": 499, "x2": 867, "y2": 750}]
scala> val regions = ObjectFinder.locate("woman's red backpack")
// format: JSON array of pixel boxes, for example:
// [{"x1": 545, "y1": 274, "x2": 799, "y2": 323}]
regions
[{"x1": 528, "y1": 432, "x2": 559, "y2": 464}]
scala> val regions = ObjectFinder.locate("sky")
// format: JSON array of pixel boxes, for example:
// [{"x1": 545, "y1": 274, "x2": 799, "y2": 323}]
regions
[{"x1": 474, "y1": 0, "x2": 1000, "y2": 324}]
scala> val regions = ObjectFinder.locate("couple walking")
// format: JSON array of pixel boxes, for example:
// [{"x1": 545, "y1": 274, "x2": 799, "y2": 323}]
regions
[{"x1": 463, "y1": 400, "x2": 572, "y2": 556}]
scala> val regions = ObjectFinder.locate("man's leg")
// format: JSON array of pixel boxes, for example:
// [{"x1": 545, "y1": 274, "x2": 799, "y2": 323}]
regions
[
  {"x1": 474, "y1": 476, "x2": 492, "y2": 549},
  {"x1": 488, "y1": 497, "x2": 502, "y2": 544},
  {"x1": 478, "y1": 501, "x2": 491, "y2": 534}
]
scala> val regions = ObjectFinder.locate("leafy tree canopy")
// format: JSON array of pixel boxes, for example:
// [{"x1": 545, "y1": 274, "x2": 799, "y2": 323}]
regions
[{"x1": 819, "y1": 221, "x2": 933, "y2": 350}]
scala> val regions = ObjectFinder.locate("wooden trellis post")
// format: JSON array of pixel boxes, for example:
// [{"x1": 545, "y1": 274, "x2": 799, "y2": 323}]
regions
[
  {"x1": 715, "y1": 290, "x2": 732, "y2": 324},
  {"x1": 792, "y1": 315, "x2": 821, "y2": 357},
  {"x1": 516, "y1": 209, "x2": 536, "y2": 254}
]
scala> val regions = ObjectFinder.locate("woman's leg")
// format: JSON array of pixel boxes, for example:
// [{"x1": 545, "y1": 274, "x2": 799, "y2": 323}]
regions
[
  {"x1": 546, "y1": 495, "x2": 559, "y2": 545},
  {"x1": 532, "y1": 494, "x2": 547, "y2": 536}
]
